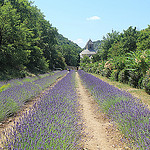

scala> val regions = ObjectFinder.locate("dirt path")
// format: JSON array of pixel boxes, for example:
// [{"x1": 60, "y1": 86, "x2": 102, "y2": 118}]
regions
[
  {"x1": 0, "y1": 75, "x2": 67, "y2": 149},
  {"x1": 76, "y1": 72, "x2": 127, "y2": 150}
]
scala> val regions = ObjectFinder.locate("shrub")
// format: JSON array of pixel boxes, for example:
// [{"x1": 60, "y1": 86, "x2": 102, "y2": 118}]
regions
[
  {"x1": 110, "y1": 70, "x2": 119, "y2": 81},
  {"x1": 137, "y1": 76, "x2": 144, "y2": 89},
  {"x1": 128, "y1": 70, "x2": 141, "y2": 88},
  {"x1": 142, "y1": 69, "x2": 150, "y2": 94},
  {"x1": 102, "y1": 68, "x2": 112, "y2": 78},
  {"x1": 118, "y1": 69, "x2": 129, "y2": 83},
  {"x1": 96, "y1": 62, "x2": 105, "y2": 75}
]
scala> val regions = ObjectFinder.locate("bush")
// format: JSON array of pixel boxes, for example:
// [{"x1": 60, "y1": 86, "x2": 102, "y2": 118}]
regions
[
  {"x1": 0, "y1": 67, "x2": 27, "y2": 81},
  {"x1": 142, "y1": 69, "x2": 150, "y2": 94},
  {"x1": 137, "y1": 76, "x2": 144, "y2": 89},
  {"x1": 118, "y1": 69, "x2": 129, "y2": 83},
  {"x1": 96, "y1": 62, "x2": 105, "y2": 75},
  {"x1": 128, "y1": 70, "x2": 141, "y2": 88},
  {"x1": 102, "y1": 68, "x2": 112, "y2": 78},
  {"x1": 110, "y1": 70, "x2": 119, "y2": 81}
]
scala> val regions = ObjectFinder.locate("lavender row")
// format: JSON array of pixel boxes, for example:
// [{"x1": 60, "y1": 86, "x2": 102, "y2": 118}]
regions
[
  {"x1": 0, "y1": 70, "x2": 67, "y2": 121},
  {"x1": 2, "y1": 70, "x2": 83, "y2": 150},
  {"x1": 0, "y1": 72, "x2": 56, "y2": 92},
  {"x1": 78, "y1": 70, "x2": 150, "y2": 149}
]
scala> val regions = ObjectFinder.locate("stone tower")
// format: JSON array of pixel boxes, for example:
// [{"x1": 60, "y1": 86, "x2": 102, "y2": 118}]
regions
[{"x1": 80, "y1": 39, "x2": 96, "y2": 59}]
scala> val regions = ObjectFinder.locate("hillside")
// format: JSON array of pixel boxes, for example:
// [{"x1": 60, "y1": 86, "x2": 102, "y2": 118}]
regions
[
  {"x1": 57, "y1": 34, "x2": 81, "y2": 49},
  {"x1": 56, "y1": 34, "x2": 82, "y2": 67}
]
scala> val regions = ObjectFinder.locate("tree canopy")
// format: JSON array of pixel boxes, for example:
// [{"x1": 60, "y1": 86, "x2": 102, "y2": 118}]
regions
[
  {"x1": 94, "y1": 26, "x2": 150, "y2": 61},
  {"x1": 0, "y1": 0, "x2": 81, "y2": 80},
  {"x1": 80, "y1": 26, "x2": 150, "y2": 93}
]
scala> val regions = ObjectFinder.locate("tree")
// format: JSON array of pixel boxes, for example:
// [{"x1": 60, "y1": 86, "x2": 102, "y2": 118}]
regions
[
  {"x1": 100, "y1": 30, "x2": 119, "y2": 60},
  {"x1": 81, "y1": 56, "x2": 91, "y2": 64},
  {"x1": 60, "y1": 44, "x2": 79, "y2": 66},
  {"x1": 108, "y1": 26, "x2": 138, "y2": 58},
  {"x1": 0, "y1": 1, "x2": 31, "y2": 72},
  {"x1": 121, "y1": 26, "x2": 138, "y2": 52},
  {"x1": 137, "y1": 25, "x2": 150, "y2": 50},
  {"x1": 0, "y1": 0, "x2": 82, "y2": 79}
]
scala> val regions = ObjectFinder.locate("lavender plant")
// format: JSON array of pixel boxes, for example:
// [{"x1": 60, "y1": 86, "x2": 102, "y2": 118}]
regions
[
  {"x1": 0, "y1": 71, "x2": 56, "y2": 92},
  {"x1": 2, "y1": 70, "x2": 83, "y2": 150},
  {"x1": 78, "y1": 70, "x2": 150, "y2": 149},
  {"x1": 0, "y1": 70, "x2": 67, "y2": 121}
]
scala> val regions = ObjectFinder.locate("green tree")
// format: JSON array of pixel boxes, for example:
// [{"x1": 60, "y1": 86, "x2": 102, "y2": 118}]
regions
[
  {"x1": 60, "y1": 44, "x2": 79, "y2": 66},
  {"x1": 137, "y1": 25, "x2": 150, "y2": 50},
  {"x1": 0, "y1": 1, "x2": 31, "y2": 73},
  {"x1": 99, "y1": 30, "x2": 119, "y2": 60},
  {"x1": 108, "y1": 26, "x2": 138, "y2": 58},
  {"x1": 121, "y1": 26, "x2": 138, "y2": 52},
  {"x1": 81, "y1": 55, "x2": 91, "y2": 64}
]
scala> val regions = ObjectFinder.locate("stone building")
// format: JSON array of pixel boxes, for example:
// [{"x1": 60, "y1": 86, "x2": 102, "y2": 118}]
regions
[{"x1": 80, "y1": 39, "x2": 96, "y2": 59}]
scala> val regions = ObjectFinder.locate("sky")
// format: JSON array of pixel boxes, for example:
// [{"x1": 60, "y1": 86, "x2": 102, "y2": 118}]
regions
[{"x1": 33, "y1": 0, "x2": 150, "y2": 48}]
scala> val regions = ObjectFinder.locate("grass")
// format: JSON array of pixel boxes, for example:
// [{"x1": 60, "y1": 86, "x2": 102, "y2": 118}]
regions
[
  {"x1": 0, "y1": 84, "x2": 10, "y2": 92},
  {"x1": 0, "y1": 72, "x2": 55, "y2": 93}
]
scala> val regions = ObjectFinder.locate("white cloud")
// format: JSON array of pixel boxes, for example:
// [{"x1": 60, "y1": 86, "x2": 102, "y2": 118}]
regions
[
  {"x1": 86, "y1": 16, "x2": 100, "y2": 21},
  {"x1": 74, "y1": 38, "x2": 85, "y2": 48}
]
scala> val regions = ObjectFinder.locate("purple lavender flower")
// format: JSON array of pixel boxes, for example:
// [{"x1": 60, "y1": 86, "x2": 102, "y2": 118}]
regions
[
  {"x1": 0, "y1": 71, "x2": 67, "y2": 121},
  {"x1": 78, "y1": 70, "x2": 150, "y2": 149},
  {"x1": 2, "y1": 71, "x2": 83, "y2": 149}
]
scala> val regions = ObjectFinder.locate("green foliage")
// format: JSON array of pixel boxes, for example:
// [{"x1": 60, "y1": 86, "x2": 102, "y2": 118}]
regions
[
  {"x1": 81, "y1": 25, "x2": 150, "y2": 94},
  {"x1": 110, "y1": 70, "x2": 119, "y2": 81},
  {"x1": 0, "y1": 84, "x2": 10, "y2": 92},
  {"x1": 128, "y1": 70, "x2": 141, "y2": 88},
  {"x1": 137, "y1": 26, "x2": 150, "y2": 50},
  {"x1": 142, "y1": 69, "x2": 150, "y2": 94},
  {"x1": 60, "y1": 44, "x2": 80, "y2": 67},
  {"x1": 91, "y1": 53, "x2": 101, "y2": 62},
  {"x1": 126, "y1": 50, "x2": 149, "y2": 75},
  {"x1": 102, "y1": 68, "x2": 112, "y2": 78},
  {"x1": 0, "y1": 0, "x2": 80, "y2": 79},
  {"x1": 98, "y1": 30, "x2": 120, "y2": 60},
  {"x1": 108, "y1": 26, "x2": 138, "y2": 58},
  {"x1": 80, "y1": 55, "x2": 91, "y2": 64},
  {"x1": 56, "y1": 34, "x2": 82, "y2": 67},
  {"x1": 118, "y1": 69, "x2": 129, "y2": 83},
  {"x1": 0, "y1": 1, "x2": 30, "y2": 70}
]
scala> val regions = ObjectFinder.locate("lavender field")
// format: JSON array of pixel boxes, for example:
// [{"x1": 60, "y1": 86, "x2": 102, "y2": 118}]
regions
[
  {"x1": 1, "y1": 70, "x2": 83, "y2": 149},
  {"x1": 1, "y1": 70, "x2": 150, "y2": 149},
  {"x1": 78, "y1": 70, "x2": 150, "y2": 149},
  {"x1": 0, "y1": 71, "x2": 67, "y2": 122}
]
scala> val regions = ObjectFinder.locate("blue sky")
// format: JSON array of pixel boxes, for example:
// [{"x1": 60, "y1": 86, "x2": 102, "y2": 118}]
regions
[{"x1": 33, "y1": 0, "x2": 150, "y2": 48}]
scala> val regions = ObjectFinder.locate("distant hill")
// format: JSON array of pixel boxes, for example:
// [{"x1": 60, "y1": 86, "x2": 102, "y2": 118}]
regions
[
  {"x1": 57, "y1": 34, "x2": 82, "y2": 52},
  {"x1": 56, "y1": 34, "x2": 82, "y2": 66}
]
